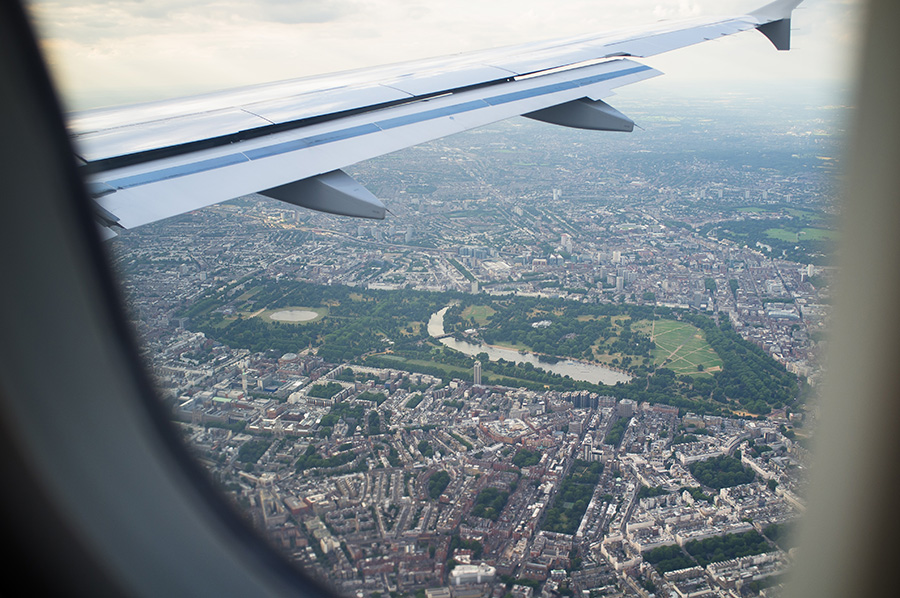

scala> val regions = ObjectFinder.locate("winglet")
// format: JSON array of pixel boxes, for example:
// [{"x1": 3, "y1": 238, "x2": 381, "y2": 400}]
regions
[
  {"x1": 757, "y1": 19, "x2": 792, "y2": 51},
  {"x1": 750, "y1": 0, "x2": 803, "y2": 22},
  {"x1": 750, "y1": 0, "x2": 803, "y2": 51}
]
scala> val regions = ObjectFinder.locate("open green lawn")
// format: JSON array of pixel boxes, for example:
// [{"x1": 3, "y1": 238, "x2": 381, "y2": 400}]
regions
[
  {"x1": 764, "y1": 227, "x2": 838, "y2": 242},
  {"x1": 377, "y1": 354, "x2": 469, "y2": 376},
  {"x1": 235, "y1": 288, "x2": 261, "y2": 302},
  {"x1": 797, "y1": 227, "x2": 838, "y2": 241},
  {"x1": 784, "y1": 207, "x2": 825, "y2": 222},
  {"x1": 461, "y1": 304, "x2": 496, "y2": 326},
  {"x1": 636, "y1": 319, "x2": 722, "y2": 375}
]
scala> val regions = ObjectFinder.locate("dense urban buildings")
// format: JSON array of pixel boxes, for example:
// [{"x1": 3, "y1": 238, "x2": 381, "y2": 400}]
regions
[{"x1": 110, "y1": 95, "x2": 837, "y2": 597}]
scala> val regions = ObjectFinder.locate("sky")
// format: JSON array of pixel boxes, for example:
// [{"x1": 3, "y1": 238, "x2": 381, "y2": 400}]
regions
[{"x1": 26, "y1": 0, "x2": 863, "y2": 111}]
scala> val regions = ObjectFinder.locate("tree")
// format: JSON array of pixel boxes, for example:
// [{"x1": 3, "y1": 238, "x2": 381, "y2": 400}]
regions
[
  {"x1": 428, "y1": 471, "x2": 450, "y2": 499},
  {"x1": 471, "y1": 487, "x2": 509, "y2": 521},
  {"x1": 689, "y1": 455, "x2": 755, "y2": 489}
]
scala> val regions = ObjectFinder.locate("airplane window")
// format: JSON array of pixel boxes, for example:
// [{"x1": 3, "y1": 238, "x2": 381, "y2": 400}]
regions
[{"x1": 22, "y1": 1, "x2": 864, "y2": 596}]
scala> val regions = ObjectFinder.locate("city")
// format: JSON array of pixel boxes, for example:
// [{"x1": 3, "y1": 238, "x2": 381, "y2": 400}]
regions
[{"x1": 107, "y1": 95, "x2": 840, "y2": 598}]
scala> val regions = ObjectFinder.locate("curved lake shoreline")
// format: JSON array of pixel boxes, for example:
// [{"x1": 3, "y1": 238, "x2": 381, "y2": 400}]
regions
[{"x1": 427, "y1": 307, "x2": 632, "y2": 386}]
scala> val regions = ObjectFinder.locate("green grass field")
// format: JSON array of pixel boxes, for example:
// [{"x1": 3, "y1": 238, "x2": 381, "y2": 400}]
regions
[
  {"x1": 764, "y1": 227, "x2": 838, "y2": 242},
  {"x1": 784, "y1": 207, "x2": 826, "y2": 223},
  {"x1": 635, "y1": 319, "x2": 722, "y2": 375},
  {"x1": 377, "y1": 354, "x2": 469, "y2": 377},
  {"x1": 461, "y1": 305, "x2": 496, "y2": 326}
]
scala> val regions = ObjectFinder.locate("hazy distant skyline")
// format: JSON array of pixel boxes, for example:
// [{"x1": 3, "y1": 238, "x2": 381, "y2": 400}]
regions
[{"x1": 27, "y1": 0, "x2": 862, "y2": 111}]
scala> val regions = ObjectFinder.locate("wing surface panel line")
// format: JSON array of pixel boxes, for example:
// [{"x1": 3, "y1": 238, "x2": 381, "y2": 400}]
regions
[{"x1": 100, "y1": 62, "x2": 652, "y2": 191}]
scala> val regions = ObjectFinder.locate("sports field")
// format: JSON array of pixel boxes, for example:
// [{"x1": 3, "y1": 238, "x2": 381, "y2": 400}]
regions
[{"x1": 635, "y1": 319, "x2": 722, "y2": 375}]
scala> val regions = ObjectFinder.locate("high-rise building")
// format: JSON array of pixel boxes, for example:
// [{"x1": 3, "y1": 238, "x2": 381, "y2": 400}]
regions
[
  {"x1": 473, "y1": 361, "x2": 482, "y2": 385},
  {"x1": 618, "y1": 399, "x2": 636, "y2": 418}
]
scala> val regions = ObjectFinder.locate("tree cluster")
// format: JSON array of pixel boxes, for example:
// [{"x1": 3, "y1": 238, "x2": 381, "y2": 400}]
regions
[
  {"x1": 418, "y1": 440, "x2": 434, "y2": 458},
  {"x1": 643, "y1": 544, "x2": 694, "y2": 573},
  {"x1": 237, "y1": 438, "x2": 273, "y2": 464},
  {"x1": 604, "y1": 417, "x2": 630, "y2": 446},
  {"x1": 294, "y1": 444, "x2": 356, "y2": 473},
  {"x1": 512, "y1": 448, "x2": 542, "y2": 468},
  {"x1": 427, "y1": 471, "x2": 450, "y2": 500},
  {"x1": 689, "y1": 455, "x2": 756, "y2": 489},
  {"x1": 471, "y1": 297, "x2": 656, "y2": 362},
  {"x1": 685, "y1": 530, "x2": 770, "y2": 566},
  {"x1": 471, "y1": 487, "x2": 509, "y2": 521},
  {"x1": 308, "y1": 381, "x2": 343, "y2": 399},
  {"x1": 699, "y1": 216, "x2": 834, "y2": 265},
  {"x1": 405, "y1": 394, "x2": 424, "y2": 408},
  {"x1": 542, "y1": 460, "x2": 602, "y2": 534},
  {"x1": 636, "y1": 485, "x2": 668, "y2": 500}
]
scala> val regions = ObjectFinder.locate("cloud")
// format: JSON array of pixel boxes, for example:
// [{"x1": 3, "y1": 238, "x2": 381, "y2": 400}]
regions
[
  {"x1": 28, "y1": 0, "x2": 354, "y2": 41},
  {"x1": 255, "y1": 0, "x2": 352, "y2": 24},
  {"x1": 24, "y1": 0, "x2": 864, "y2": 110}
]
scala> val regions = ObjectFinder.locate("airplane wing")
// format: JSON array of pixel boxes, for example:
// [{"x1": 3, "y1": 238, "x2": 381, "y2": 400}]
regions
[{"x1": 70, "y1": 0, "x2": 803, "y2": 239}]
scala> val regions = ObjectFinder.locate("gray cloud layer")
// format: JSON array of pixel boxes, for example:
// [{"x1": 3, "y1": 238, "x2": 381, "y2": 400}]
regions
[{"x1": 25, "y1": 0, "x2": 862, "y2": 110}]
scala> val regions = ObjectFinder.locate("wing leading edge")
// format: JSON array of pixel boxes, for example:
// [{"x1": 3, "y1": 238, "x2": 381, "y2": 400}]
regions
[{"x1": 71, "y1": 0, "x2": 803, "y2": 238}]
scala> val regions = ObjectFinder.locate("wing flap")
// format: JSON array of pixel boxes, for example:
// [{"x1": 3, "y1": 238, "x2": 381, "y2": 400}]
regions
[
  {"x1": 74, "y1": 108, "x2": 270, "y2": 162},
  {"x1": 243, "y1": 85, "x2": 411, "y2": 125},
  {"x1": 380, "y1": 65, "x2": 516, "y2": 96}
]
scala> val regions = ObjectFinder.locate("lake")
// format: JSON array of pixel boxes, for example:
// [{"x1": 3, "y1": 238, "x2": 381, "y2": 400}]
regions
[{"x1": 427, "y1": 307, "x2": 631, "y2": 386}]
